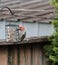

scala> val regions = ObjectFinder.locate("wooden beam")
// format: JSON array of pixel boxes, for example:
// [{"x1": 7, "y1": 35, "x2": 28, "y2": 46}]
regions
[{"x1": 0, "y1": 36, "x2": 48, "y2": 45}]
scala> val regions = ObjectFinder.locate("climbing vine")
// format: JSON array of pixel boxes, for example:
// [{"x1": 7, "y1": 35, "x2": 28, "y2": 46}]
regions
[{"x1": 44, "y1": 0, "x2": 58, "y2": 65}]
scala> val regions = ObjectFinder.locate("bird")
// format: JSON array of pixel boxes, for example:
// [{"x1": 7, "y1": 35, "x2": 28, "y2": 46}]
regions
[{"x1": 18, "y1": 26, "x2": 26, "y2": 42}]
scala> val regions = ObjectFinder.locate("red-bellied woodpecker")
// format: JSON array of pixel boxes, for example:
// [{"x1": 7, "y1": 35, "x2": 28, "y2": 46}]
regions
[{"x1": 18, "y1": 26, "x2": 26, "y2": 41}]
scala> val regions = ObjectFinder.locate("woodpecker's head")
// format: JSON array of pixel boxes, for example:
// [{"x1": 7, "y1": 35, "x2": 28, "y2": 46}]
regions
[{"x1": 19, "y1": 26, "x2": 26, "y2": 31}]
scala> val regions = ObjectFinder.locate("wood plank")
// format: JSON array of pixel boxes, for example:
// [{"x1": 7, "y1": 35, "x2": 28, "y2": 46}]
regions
[
  {"x1": 0, "y1": 0, "x2": 20, "y2": 7},
  {"x1": 0, "y1": 2, "x2": 53, "y2": 14},
  {"x1": 0, "y1": 1, "x2": 51, "y2": 12},
  {"x1": 0, "y1": 12, "x2": 54, "y2": 21},
  {"x1": 15, "y1": 9, "x2": 53, "y2": 17},
  {"x1": 0, "y1": 0, "x2": 54, "y2": 23},
  {"x1": 2, "y1": 11, "x2": 53, "y2": 20},
  {"x1": 13, "y1": 8, "x2": 54, "y2": 16},
  {"x1": 20, "y1": 46, "x2": 25, "y2": 65},
  {"x1": 16, "y1": 1, "x2": 50, "y2": 9},
  {"x1": 0, "y1": 0, "x2": 49, "y2": 8},
  {"x1": 32, "y1": 46, "x2": 42, "y2": 65},
  {"x1": 13, "y1": 47, "x2": 18, "y2": 65},
  {"x1": 0, "y1": 8, "x2": 54, "y2": 17},
  {"x1": 25, "y1": 46, "x2": 31, "y2": 65},
  {"x1": 0, "y1": 47, "x2": 8, "y2": 65}
]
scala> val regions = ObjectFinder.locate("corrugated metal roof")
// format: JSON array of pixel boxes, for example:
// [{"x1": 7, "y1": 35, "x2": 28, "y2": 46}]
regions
[{"x1": 0, "y1": 0, "x2": 54, "y2": 23}]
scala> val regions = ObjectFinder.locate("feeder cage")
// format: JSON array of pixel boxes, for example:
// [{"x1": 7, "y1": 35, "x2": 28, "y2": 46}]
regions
[{"x1": 5, "y1": 25, "x2": 19, "y2": 42}]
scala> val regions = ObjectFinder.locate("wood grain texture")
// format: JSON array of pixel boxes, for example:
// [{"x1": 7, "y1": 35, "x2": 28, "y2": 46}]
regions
[{"x1": 0, "y1": 0, "x2": 54, "y2": 22}]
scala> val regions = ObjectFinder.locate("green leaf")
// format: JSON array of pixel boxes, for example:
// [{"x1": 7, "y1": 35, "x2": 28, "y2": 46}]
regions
[
  {"x1": 49, "y1": 55, "x2": 58, "y2": 62},
  {"x1": 53, "y1": 47, "x2": 58, "y2": 53},
  {"x1": 44, "y1": 0, "x2": 58, "y2": 64},
  {"x1": 50, "y1": 0, "x2": 55, "y2": 5}
]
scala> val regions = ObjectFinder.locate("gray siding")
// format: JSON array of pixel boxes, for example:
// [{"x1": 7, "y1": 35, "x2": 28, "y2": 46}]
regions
[
  {"x1": 0, "y1": 21, "x2": 5, "y2": 39},
  {"x1": 0, "y1": 21, "x2": 54, "y2": 40},
  {"x1": 6, "y1": 21, "x2": 54, "y2": 38},
  {"x1": 38, "y1": 24, "x2": 54, "y2": 36},
  {"x1": 23, "y1": 22, "x2": 38, "y2": 38},
  {"x1": 20, "y1": 21, "x2": 54, "y2": 38}
]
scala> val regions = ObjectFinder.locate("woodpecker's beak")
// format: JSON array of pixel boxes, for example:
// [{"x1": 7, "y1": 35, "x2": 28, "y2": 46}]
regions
[
  {"x1": 19, "y1": 28, "x2": 21, "y2": 30},
  {"x1": 19, "y1": 26, "x2": 25, "y2": 31}
]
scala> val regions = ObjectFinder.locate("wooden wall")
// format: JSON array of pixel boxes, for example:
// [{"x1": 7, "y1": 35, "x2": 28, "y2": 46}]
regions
[
  {"x1": 19, "y1": 44, "x2": 43, "y2": 65},
  {"x1": 0, "y1": 44, "x2": 50, "y2": 65},
  {"x1": 0, "y1": 46, "x2": 8, "y2": 65}
]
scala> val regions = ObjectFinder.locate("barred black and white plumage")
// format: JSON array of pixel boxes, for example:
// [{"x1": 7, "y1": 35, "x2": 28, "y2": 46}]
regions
[{"x1": 20, "y1": 32, "x2": 26, "y2": 41}]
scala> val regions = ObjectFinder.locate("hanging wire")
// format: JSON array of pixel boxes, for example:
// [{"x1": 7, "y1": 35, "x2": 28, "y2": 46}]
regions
[{"x1": 0, "y1": 7, "x2": 14, "y2": 15}]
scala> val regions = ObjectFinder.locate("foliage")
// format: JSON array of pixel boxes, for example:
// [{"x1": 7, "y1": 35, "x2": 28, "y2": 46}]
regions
[{"x1": 44, "y1": 0, "x2": 58, "y2": 65}]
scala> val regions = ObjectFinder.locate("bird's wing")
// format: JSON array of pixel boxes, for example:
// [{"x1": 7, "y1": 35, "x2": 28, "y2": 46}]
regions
[{"x1": 20, "y1": 32, "x2": 26, "y2": 42}]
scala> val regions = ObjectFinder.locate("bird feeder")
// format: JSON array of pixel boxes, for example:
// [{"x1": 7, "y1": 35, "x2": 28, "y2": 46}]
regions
[
  {"x1": 0, "y1": 7, "x2": 21, "y2": 42},
  {"x1": 5, "y1": 24, "x2": 19, "y2": 42}
]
